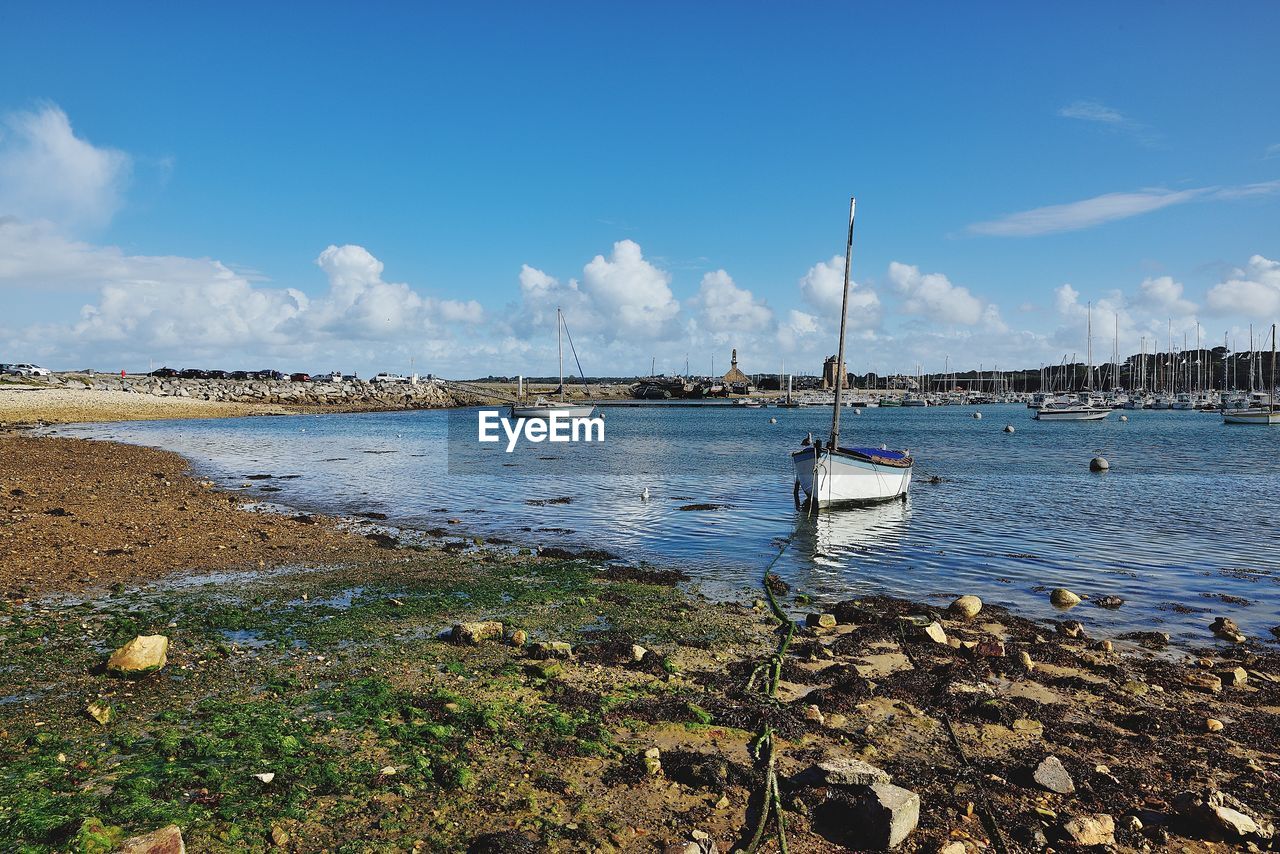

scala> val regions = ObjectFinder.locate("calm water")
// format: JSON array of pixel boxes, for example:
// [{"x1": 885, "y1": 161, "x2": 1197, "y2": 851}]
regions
[{"x1": 61, "y1": 404, "x2": 1280, "y2": 646}]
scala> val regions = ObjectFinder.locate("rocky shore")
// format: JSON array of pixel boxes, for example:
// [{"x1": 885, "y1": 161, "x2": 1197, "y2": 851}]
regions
[{"x1": 1, "y1": 435, "x2": 1278, "y2": 852}]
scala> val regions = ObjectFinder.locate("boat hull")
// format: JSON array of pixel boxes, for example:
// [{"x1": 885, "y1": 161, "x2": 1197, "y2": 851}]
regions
[
  {"x1": 1222, "y1": 408, "x2": 1280, "y2": 425},
  {"x1": 792, "y1": 446, "x2": 912, "y2": 508},
  {"x1": 1033, "y1": 408, "x2": 1111, "y2": 421},
  {"x1": 509, "y1": 403, "x2": 597, "y2": 419}
]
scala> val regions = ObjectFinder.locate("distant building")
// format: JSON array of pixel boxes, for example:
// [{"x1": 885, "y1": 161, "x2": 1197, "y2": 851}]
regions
[
  {"x1": 722, "y1": 349, "x2": 753, "y2": 394},
  {"x1": 822, "y1": 355, "x2": 850, "y2": 390}
]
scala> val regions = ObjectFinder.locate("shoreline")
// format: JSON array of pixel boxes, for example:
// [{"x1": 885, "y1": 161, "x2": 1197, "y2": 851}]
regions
[{"x1": 0, "y1": 434, "x2": 1278, "y2": 851}]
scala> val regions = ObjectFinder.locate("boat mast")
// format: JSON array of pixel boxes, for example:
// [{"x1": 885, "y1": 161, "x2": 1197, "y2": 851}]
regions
[
  {"x1": 1272, "y1": 324, "x2": 1277, "y2": 414},
  {"x1": 557, "y1": 307, "x2": 564, "y2": 401},
  {"x1": 829, "y1": 197, "x2": 856, "y2": 449}
]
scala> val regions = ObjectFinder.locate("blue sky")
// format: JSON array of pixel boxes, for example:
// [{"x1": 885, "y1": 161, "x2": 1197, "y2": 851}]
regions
[{"x1": 2, "y1": 1, "x2": 1278, "y2": 377}]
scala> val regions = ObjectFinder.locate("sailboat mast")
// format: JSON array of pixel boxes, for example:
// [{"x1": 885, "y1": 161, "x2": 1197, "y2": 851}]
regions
[
  {"x1": 830, "y1": 197, "x2": 856, "y2": 449},
  {"x1": 557, "y1": 307, "x2": 564, "y2": 402},
  {"x1": 1272, "y1": 324, "x2": 1277, "y2": 414}
]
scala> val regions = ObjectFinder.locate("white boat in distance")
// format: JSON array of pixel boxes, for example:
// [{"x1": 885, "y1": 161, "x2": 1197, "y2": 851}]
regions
[
  {"x1": 792, "y1": 197, "x2": 913, "y2": 507},
  {"x1": 1223, "y1": 324, "x2": 1278, "y2": 426},
  {"x1": 1034, "y1": 395, "x2": 1112, "y2": 421},
  {"x1": 510, "y1": 307, "x2": 596, "y2": 420}
]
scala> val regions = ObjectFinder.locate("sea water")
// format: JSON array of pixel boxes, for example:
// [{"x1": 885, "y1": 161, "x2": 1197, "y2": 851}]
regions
[{"x1": 64, "y1": 404, "x2": 1280, "y2": 646}]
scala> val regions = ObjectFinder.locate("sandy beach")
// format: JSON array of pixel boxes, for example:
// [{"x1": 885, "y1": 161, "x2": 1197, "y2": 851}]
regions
[{"x1": 0, "y1": 384, "x2": 282, "y2": 426}]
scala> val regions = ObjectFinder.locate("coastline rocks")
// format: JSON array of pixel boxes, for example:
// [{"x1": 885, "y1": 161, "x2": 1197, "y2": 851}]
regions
[
  {"x1": 1049, "y1": 588, "x2": 1082, "y2": 607},
  {"x1": 1184, "y1": 671, "x2": 1223, "y2": 694},
  {"x1": 451, "y1": 621, "x2": 504, "y2": 645},
  {"x1": 1210, "y1": 616, "x2": 1246, "y2": 643},
  {"x1": 837, "y1": 783, "x2": 921, "y2": 850},
  {"x1": 804, "y1": 757, "x2": 892, "y2": 787},
  {"x1": 107, "y1": 635, "x2": 169, "y2": 675},
  {"x1": 922, "y1": 622, "x2": 948, "y2": 645},
  {"x1": 116, "y1": 824, "x2": 185, "y2": 853},
  {"x1": 806, "y1": 613, "x2": 837, "y2": 629},
  {"x1": 529, "y1": 640, "x2": 573, "y2": 659},
  {"x1": 948, "y1": 595, "x2": 983, "y2": 620},
  {"x1": 1033, "y1": 755, "x2": 1076, "y2": 794},
  {"x1": 1173, "y1": 789, "x2": 1275, "y2": 841},
  {"x1": 1062, "y1": 814, "x2": 1115, "y2": 847},
  {"x1": 1093, "y1": 595, "x2": 1124, "y2": 609}
]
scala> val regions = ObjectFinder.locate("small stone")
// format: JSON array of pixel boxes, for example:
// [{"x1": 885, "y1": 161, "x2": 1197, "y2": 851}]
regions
[
  {"x1": 379, "y1": 765, "x2": 397, "y2": 776},
  {"x1": 715, "y1": 795, "x2": 730, "y2": 809},
  {"x1": 1063, "y1": 813, "x2": 1115, "y2": 846},
  {"x1": 807, "y1": 612, "x2": 837, "y2": 628},
  {"x1": 948, "y1": 595, "x2": 983, "y2": 620},
  {"x1": 630, "y1": 644, "x2": 649, "y2": 662},
  {"x1": 117, "y1": 824, "x2": 185, "y2": 854},
  {"x1": 450, "y1": 621, "x2": 503, "y2": 645},
  {"x1": 530, "y1": 640, "x2": 573, "y2": 659},
  {"x1": 1098, "y1": 639, "x2": 1114, "y2": 653},
  {"x1": 643, "y1": 747, "x2": 662, "y2": 776},
  {"x1": 811, "y1": 756, "x2": 892, "y2": 786},
  {"x1": 107, "y1": 635, "x2": 169, "y2": 675},
  {"x1": 1018, "y1": 651, "x2": 1035, "y2": 672},
  {"x1": 1058, "y1": 620, "x2": 1085, "y2": 639},
  {"x1": 826, "y1": 713, "x2": 848, "y2": 728},
  {"x1": 253, "y1": 772, "x2": 275, "y2": 783},
  {"x1": 1224, "y1": 666, "x2": 1249, "y2": 687},
  {"x1": 923, "y1": 622, "x2": 948, "y2": 644},
  {"x1": 271, "y1": 825, "x2": 289, "y2": 847},
  {"x1": 1094, "y1": 596, "x2": 1125, "y2": 609},
  {"x1": 1124, "y1": 815, "x2": 1143, "y2": 832},
  {"x1": 1173, "y1": 789, "x2": 1275, "y2": 840},
  {"x1": 1207, "y1": 718, "x2": 1224, "y2": 732},
  {"x1": 1050, "y1": 588, "x2": 1081, "y2": 607},
  {"x1": 85, "y1": 702, "x2": 112, "y2": 725},
  {"x1": 509, "y1": 629, "x2": 528, "y2": 646},
  {"x1": 841, "y1": 782, "x2": 920, "y2": 849},
  {"x1": 973, "y1": 640, "x2": 1005, "y2": 657},
  {"x1": 1211, "y1": 616, "x2": 1247, "y2": 643},
  {"x1": 1185, "y1": 671, "x2": 1223, "y2": 694},
  {"x1": 940, "y1": 843, "x2": 967, "y2": 854},
  {"x1": 804, "y1": 704, "x2": 825, "y2": 724},
  {"x1": 1033, "y1": 755, "x2": 1076, "y2": 794}
]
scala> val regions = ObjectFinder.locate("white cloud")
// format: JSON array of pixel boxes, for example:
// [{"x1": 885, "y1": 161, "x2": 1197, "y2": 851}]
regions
[
  {"x1": 0, "y1": 104, "x2": 131, "y2": 228},
  {"x1": 1206, "y1": 255, "x2": 1280, "y2": 316},
  {"x1": 1264, "y1": 143, "x2": 1280, "y2": 161},
  {"x1": 581, "y1": 239, "x2": 679, "y2": 338},
  {"x1": 797, "y1": 255, "x2": 880, "y2": 326},
  {"x1": 692, "y1": 269, "x2": 772, "y2": 334},
  {"x1": 1058, "y1": 100, "x2": 1126, "y2": 125},
  {"x1": 888, "y1": 261, "x2": 988, "y2": 326},
  {"x1": 1135, "y1": 275, "x2": 1197, "y2": 317},
  {"x1": 967, "y1": 188, "x2": 1206, "y2": 237}
]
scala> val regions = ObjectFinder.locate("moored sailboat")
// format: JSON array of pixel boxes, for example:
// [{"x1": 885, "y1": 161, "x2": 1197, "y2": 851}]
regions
[
  {"x1": 792, "y1": 198, "x2": 914, "y2": 508},
  {"x1": 510, "y1": 308, "x2": 597, "y2": 419},
  {"x1": 1223, "y1": 324, "x2": 1279, "y2": 425}
]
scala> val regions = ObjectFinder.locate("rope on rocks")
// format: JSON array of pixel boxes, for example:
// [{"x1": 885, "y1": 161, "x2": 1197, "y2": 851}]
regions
[
  {"x1": 743, "y1": 539, "x2": 795, "y2": 854},
  {"x1": 894, "y1": 621, "x2": 1011, "y2": 854}
]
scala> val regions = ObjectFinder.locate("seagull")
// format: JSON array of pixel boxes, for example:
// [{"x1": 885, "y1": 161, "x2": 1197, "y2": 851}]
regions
[{"x1": 641, "y1": 487, "x2": 650, "y2": 501}]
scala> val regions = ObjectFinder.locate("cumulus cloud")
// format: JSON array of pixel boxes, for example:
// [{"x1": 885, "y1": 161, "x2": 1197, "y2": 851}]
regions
[
  {"x1": 581, "y1": 239, "x2": 679, "y2": 338},
  {"x1": 797, "y1": 255, "x2": 879, "y2": 327},
  {"x1": 1058, "y1": 100, "x2": 1127, "y2": 125},
  {"x1": 1206, "y1": 255, "x2": 1280, "y2": 316},
  {"x1": 692, "y1": 269, "x2": 772, "y2": 334},
  {"x1": 1135, "y1": 275, "x2": 1197, "y2": 317},
  {"x1": 0, "y1": 104, "x2": 131, "y2": 228},
  {"x1": 888, "y1": 261, "x2": 989, "y2": 326}
]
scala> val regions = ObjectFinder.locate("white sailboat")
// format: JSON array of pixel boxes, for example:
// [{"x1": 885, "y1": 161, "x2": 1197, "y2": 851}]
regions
[
  {"x1": 792, "y1": 198, "x2": 914, "y2": 508},
  {"x1": 1034, "y1": 303, "x2": 1111, "y2": 421},
  {"x1": 510, "y1": 308, "x2": 597, "y2": 419},
  {"x1": 1223, "y1": 324, "x2": 1279, "y2": 425}
]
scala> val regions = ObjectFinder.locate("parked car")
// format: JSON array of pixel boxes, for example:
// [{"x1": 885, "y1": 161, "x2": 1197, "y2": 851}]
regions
[
  {"x1": 255, "y1": 370, "x2": 285, "y2": 381},
  {"x1": 150, "y1": 367, "x2": 179, "y2": 377},
  {"x1": 178, "y1": 368, "x2": 205, "y2": 379},
  {"x1": 371, "y1": 372, "x2": 409, "y2": 383},
  {"x1": 3, "y1": 363, "x2": 52, "y2": 377},
  {"x1": 289, "y1": 372, "x2": 312, "y2": 382},
  {"x1": 204, "y1": 369, "x2": 229, "y2": 380},
  {"x1": 229, "y1": 370, "x2": 252, "y2": 381},
  {"x1": 314, "y1": 371, "x2": 343, "y2": 382}
]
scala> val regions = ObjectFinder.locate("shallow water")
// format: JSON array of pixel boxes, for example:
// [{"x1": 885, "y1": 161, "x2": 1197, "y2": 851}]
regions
[{"x1": 63, "y1": 403, "x2": 1280, "y2": 646}]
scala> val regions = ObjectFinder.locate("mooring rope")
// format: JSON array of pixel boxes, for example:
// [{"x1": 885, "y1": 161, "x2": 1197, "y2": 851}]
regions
[{"x1": 742, "y1": 538, "x2": 796, "y2": 853}]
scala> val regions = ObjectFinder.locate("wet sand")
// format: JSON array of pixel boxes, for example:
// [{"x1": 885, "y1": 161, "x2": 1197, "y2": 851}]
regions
[{"x1": 0, "y1": 434, "x2": 383, "y2": 597}]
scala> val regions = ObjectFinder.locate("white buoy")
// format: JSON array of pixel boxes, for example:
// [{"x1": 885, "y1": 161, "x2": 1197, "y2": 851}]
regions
[
  {"x1": 1119, "y1": 414, "x2": 1128, "y2": 422},
  {"x1": 769, "y1": 417, "x2": 777, "y2": 424},
  {"x1": 880, "y1": 443, "x2": 888, "y2": 450},
  {"x1": 854, "y1": 408, "x2": 862, "y2": 415},
  {"x1": 973, "y1": 411, "x2": 983, "y2": 420},
  {"x1": 1090, "y1": 456, "x2": 1110, "y2": 472},
  {"x1": 1003, "y1": 424, "x2": 1015, "y2": 433},
  {"x1": 641, "y1": 487, "x2": 650, "y2": 501}
]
